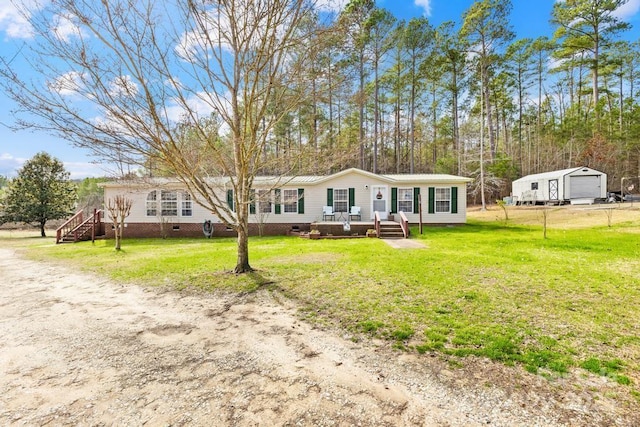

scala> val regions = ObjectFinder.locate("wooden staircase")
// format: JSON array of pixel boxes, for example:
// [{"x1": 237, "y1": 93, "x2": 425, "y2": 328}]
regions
[
  {"x1": 374, "y1": 211, "x2": 410, "y2": 239},
  {"x1": 378, "y1": 221, "x2": 405, "y2": 239},
  {"x1": 56, "y1": 210, "x2": 104, "y2": 244}
]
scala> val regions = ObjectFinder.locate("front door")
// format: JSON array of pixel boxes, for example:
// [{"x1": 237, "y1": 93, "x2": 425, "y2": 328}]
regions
[{"x1": 371, "y1": 186, "x2": 388, "y2": 220}]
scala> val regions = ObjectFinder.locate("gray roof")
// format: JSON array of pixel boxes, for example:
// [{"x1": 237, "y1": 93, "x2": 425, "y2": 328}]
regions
[{"x1": 101, "y1": 167, "x2": 472, "y2": 187}]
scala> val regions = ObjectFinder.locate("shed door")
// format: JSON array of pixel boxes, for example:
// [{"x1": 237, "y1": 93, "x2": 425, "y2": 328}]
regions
[
  {"x1": 570, "y1": 175, "x2": 600, "y2": 198},
  {"x1": 549, "y1": 179, "x2": 558, "y2": 200}
]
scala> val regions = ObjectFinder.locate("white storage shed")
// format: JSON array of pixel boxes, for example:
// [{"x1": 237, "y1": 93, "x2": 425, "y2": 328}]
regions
[{"x1": 512, "y1": 167, "x2": 607, "y2": 205}]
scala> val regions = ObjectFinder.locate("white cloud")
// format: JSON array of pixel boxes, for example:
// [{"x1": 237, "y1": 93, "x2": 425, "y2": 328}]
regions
[
  {"x1": 64, "y1": 161, "x2": 108, "y2": 179},
  {"x1": 0, "y1": 0, "x2": 37, "y2": 39},
  {"x1": 165, "y1": 91, "x2": 218, "y2": 124},
  {"x1": 0, "y1": 152, "x2": 26, "y2": 177},
  {"x1": 51, "y1": 13, "x2": 86, "y2": 42},
  {"x1": 613, "y1": 0, "x2": 640, "y2": 20},
  {"x1": 315, "y1": 0, "x2": 349, "y2": 13},
  {"x1": 108, "y1": 75, "x2": 139, "y2": 98},
  {"x1": 0, "y1": 152, "x2": 104, "y2": 179},
  {"x1": 48, "y1": 71, "x2": 85, "y2": 97},
  {"x1": 414, "y1": 0, "x2": 432, "y2": 16}
]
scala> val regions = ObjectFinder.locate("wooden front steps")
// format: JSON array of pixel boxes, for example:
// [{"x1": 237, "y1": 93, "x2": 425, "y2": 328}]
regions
[
  {"x1": 56, "y1": 210, "x2": 105, "y2": 244},
  {"x1": 378, "y1": 221, "x2": 405, "y2": 239}
]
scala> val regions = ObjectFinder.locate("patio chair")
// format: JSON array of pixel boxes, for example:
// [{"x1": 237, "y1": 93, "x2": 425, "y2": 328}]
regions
[
  {"x1": 349, "y1": 206, "x2": 361, "y2": 221},
  {"x1": 322, "y1": 206, "x2": 335, "y2": 221}
]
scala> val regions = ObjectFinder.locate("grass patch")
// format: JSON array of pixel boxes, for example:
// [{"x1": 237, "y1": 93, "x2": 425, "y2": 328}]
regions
[{"x1": 4, "y1": 206, "x2": 640, "y2": 386}]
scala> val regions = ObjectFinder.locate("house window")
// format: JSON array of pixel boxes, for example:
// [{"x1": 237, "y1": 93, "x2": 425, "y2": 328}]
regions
[
  {"x1": 333, "y1": 188, "x2": 348, "y2": 213},
  {"x1": 398, "y1": 188, "x2": 413, "y2": 213},
  {"x1": 161, "y1": 190, "x2": 178, "y2": 216},
  {"x1": 435, "y1": 187, "x2": 451, "y2": 213},
  {"x1": 181, "y1": 192, "x2": 192, "y2": 217},
  {"x1": 146, "y1": 190, "x2": 157, "y2": 216},
  {"x1": 531, "y1": 182, "x2": 538, "y2": 190},
  {"x1": 283, "y1": 189, "x2": 298, "y2": 213},
  {"x1": 258, "y1": 190, "x2": 272, "y2": 214}
]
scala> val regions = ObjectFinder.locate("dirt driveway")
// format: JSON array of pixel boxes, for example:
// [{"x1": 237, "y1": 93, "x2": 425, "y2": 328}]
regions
[{"x1": 0, "y1": 247, "x2": 635, "y2": 426}]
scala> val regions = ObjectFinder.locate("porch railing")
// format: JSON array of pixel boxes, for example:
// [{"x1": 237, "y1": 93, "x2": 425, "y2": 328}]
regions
[
  {"x1": 56, "y1": 211, "x2": 83, "y2": 244},
  {"x1": 55, "y1": 209, "x2": 103, "y2": 243},
  {"x1": 398, "y1": 211, "x2": 409, "y2": 238},
  {"x1": 374, "y1": 211, "x2": 381, "y2": 238}
]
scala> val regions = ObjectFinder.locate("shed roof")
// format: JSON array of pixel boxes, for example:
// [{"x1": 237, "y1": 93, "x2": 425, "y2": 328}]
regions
[{"x1": 512, "y1": 167, "x2": 603, "y2": 183}]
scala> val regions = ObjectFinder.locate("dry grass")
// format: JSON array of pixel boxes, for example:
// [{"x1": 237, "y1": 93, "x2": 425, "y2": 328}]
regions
[{"x1": 469, "y1": 203, "x2": 640, "y2": 229}]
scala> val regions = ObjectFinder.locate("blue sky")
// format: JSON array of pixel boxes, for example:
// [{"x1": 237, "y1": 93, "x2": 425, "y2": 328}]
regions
[{"x1": 1, "y1": 0, "x2": 639, "y2": 179}]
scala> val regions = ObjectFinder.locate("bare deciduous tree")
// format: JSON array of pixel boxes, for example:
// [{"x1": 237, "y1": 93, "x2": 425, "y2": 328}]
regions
[
  {"x1": 1, "y1": 0, "x2": 319, "y2": 273},
  {"x1": 106, "y1": 195, "x2": 132, "y2": 251}
]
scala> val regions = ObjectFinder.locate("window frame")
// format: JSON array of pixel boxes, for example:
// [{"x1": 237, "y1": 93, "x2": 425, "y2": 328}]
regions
[
  {"x1": 181, "y1": 192, "x2": 193, "y2": 217},
  {"x1": 333, "y1": 188, "x2": 348, "y2": 213},
  {"x1": 282, "y1": 189, "x2": 298, "y2": 214},
  {"x1": 257, "y1": 189, "x2": 272, "y2": 214},
  {"x1": 435, "y1": 187, "x2": 451, "y2": 213},
  {"x1": 146, "y1": 190, "x2": 158, "y2": 216},
  {"x1": 160, "y1": 190, "x2": 178, "y2": 217},
  {"x1": 397, "y1": 188, "x2": 413, "y2": 213}
]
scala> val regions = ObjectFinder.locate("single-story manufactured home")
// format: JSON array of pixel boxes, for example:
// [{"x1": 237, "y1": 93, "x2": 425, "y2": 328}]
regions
[
  {"x1": 512, "y1": 166, "x2": 607, "y2": 205},
  {"x1": 97, "y1": 168, "x2": 472, "y2": 239}
]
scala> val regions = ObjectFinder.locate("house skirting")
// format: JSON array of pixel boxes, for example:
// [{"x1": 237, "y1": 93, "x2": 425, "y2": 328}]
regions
[{"x1": 103, "y1": 222, "x2": 312, "y2": 239}]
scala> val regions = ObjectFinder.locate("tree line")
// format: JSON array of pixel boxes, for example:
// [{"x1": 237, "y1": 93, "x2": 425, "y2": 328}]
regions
[{"x1": 258, "y1": 0, "x2": 639, "y2": 203}]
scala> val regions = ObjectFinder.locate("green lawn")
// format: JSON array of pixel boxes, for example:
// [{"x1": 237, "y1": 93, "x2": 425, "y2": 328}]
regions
[{"x1": 7, "y1": 213, "x2": 640, "y2": 390}]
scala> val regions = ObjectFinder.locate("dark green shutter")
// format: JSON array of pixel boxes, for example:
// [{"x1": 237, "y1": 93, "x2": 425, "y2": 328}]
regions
[
  {"x1": 390, "y1": 187, "x2": 398, "y2": 214},
  {"x1": 348, "y1": 188, "x2": 355, "y2": 209},
  {"x1": 227, "y1": 189, "x2": 234, "y2": 211},
  {"x1": 249, "y1": 189, "x2": 255, "y2": 214},
  {"x1": 428, "y1": 187, "x2": 435, "y2": 214},
  {"x1": 298, "y1": 188, "x2": 304, "y2": 214},
  {"x1": 413, "y1": 187, "x2": 420, "y2": 214},
  {"x1": 274, "y1": 189, "x2": 281, "y2": 214},
  {"x1": 451, "y1": 186, "x2": 458, "y2": 214},
  {"x1": 327, "y1": 188, "x2": 333, "y2": 206}
]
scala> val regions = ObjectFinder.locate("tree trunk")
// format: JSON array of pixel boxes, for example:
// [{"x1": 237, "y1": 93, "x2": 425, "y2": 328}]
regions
[
  {"x1": 409, "y1": 55, "x2": 417, "y2": 174},
  {"x1": 40, "y1": 220, "x2": 46, "y2": 237},
  {"x1": 373, "y1": 54, "x2": 379, "y2": 174},
  {"x1": 233, "y1": 179, "x2": 252, "y2": 274},
  {"x1": 359, "y1": 50, "x2": 365, "y2": 170},
  {"x1": 234, "y1": 225, "x2": 251, "y2": 274},
  {"x1": 452, "y1": 65, "x2": 460, "y2": 175},
  {"x1": 395, "y1": 60, "x2": 401, "y2": 174},
  {"x1": 483, "y1": 65, "x2": 495, "y2": 161}
]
